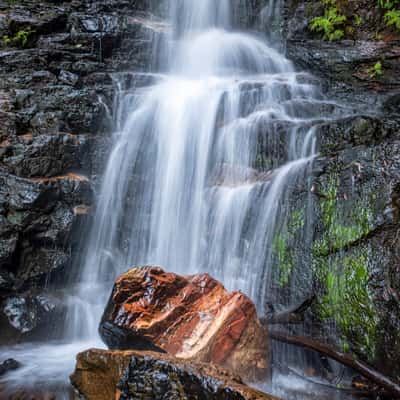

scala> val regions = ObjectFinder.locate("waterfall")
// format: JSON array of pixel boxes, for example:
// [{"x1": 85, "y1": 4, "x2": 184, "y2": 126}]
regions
[
  {"x1": 0, "y1": 1, "x2": 345, "y2": 398},
  {"x1": 66, "y1": 0, "x2": 321, "y2": 345}
]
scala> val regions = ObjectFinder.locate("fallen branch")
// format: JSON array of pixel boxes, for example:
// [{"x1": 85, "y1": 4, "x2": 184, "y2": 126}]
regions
[
  {"x1": 271, "y1": 331, "x2": 400, "y2": 399},
  {"x1": 261, "y1": 295, "x2": 315, "y2": 325}
]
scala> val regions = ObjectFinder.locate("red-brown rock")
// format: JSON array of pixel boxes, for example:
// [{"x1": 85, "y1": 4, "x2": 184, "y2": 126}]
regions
[{"x1": 100, "y1": 266, "x2": 269, "y2": 382}]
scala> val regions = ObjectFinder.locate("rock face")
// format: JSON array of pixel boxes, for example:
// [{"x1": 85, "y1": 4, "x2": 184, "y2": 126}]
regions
[
  {"x1": 0, "y1": 0, "x2": 166, "y2": 343},
  {"x1": 70, "y1": 349, "x2": 277, "y2": 400},
  {"x1": 263, "y1": 0, "x2": 400, "y2": 381},
  {"x1": 100, "y1": 266, "x2": 269, "y2": 382},
  {"x1": 283, "y1": 0, "x2": 400, "y2": 106}
]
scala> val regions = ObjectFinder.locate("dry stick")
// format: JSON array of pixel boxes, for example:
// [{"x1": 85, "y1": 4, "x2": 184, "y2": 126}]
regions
[{"x1": 270, "y1": 331, "x2": 400, "y2": 399}]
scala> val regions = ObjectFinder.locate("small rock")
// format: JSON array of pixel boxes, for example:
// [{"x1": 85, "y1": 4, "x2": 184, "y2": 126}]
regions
[
  {"x1": 58, "y1": 70, "x2": 79, "y2": 86},
  {"x1": 0, "y1": 358, "x2": 21, "y2": 376},
  {"x1": 1, "y1": 293, "x2": 65, "y2": 336}
]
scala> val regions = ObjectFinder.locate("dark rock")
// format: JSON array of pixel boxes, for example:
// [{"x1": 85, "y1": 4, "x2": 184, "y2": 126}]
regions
[
  {"x1": 0, "y1": 0, "x2": 165, "y2": 351},
  {"x1": 1, "y1": 134, "x2": 90, "y2": 178},
  {"x1": 383, "y1": 92, "x2": 400, "y2": 113},
  {"x1": 0, "y1": 293, "x2": 66, "y2": 343},
  {"x1": 0, "y1": 171, "x2": 93, "y2": 291},
  {"x1": 316, "y1": 115, "x2": 400, "y2": 154},
  {"x1": 70, "y1": 349, "x2": 277, "y2": 400},
  {"x1": 0, "y1": 235, "x2": 18, "y2": 267},
  {"x1": 8, "y1": 5, "x2": 68, "y2": 36},
  {"x1": 0, "y1": 270, "x2": 14, "y2": 294},
  {"x1": 0, "y1": 359, "x2": 21, "y2": 377},
  {"x1": 58, "y1": 70, "x2": 79, "y2": 86},
  {"x1": 70, "y1": 14, "x2": 121, "y2": 34},
  {"x1": 287, "y1": 40, "x2": 400, "y2": 93}
]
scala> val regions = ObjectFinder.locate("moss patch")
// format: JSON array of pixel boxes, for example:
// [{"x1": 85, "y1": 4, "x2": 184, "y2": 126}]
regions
[
  {"x1": 315, "y1": 252, "x2": 378, "y2": 358},
  {"x1": 312, "y1": 174, "x2": 378, "y2": 360},
  {"x1": 273, "y1": 208, "x2": 305, "y2": 287},
  {"x1": 313, "y1": 175, "x2": 372, "y2": 256}
]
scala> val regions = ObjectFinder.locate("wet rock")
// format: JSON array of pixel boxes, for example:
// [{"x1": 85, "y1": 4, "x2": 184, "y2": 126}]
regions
[
  {"x1": 0, "y1": 234, "x2": 18, "y2": 267},
  {"x1": 7, "y1": 5, "x2": 68, "y2": 36},
  {"x1": 0, "y1": 270, "x2": 14, "y2": 294},
  {"x1": 100, "y1": 266, "x2": 269, "y2": 382},
  {"x1": 0, "y1": 293, "x2": 66, "y2": 343},
  {"x1": 58, "y1": 70, "x2": 79, "y2": 86},
  {"x1": 316, "y1": 115, "x2": 400, "y2": 154},
  {"x1": 1, "y1": 134, "x2": 90, "y2": 178},
  {"x1": 0, "y1": 91, "x2": 15, "y2": 141},
  {"x1": 0, "y1": 358, "x2": 20, "y2": 377},
  {"x1": 307, "y1": 132, "x2": 400, "y2": 378},
  {"x1": 0, "y1": 0, "x2": 166, "y2": 350},
  {"x1": 287, "y1": 40, "x2": 400, "y2": 91},
  {"x1": 70, "y1": 349, "x2": 277, "y2": 400},
  {"x1": 70, "y1": 14, "x2": 121, "y2": 34},
  {"x1": 383, "y1": 92, "x2": 400, "y2": 114},
  {"x1": 0, "y1": 172, "x2": 93, "y2": 290}
]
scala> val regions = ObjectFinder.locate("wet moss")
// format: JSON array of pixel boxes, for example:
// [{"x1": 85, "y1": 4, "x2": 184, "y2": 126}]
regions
[
  {"x1": 316, "y1": 252, "x2": 378, "y2": 359},
  {"x1": 312, "y1": 174, "x2": 378, "y2": 359},
  {"x1": 254, "y1": 154, "x2": 273, "y2": 171},
  {"x1": 273, "y1": 208, "x2": 305, "y2": 287},
  {"x1": 273, "y1": 233, "x2": 293, "y2": 287},
  {"x1": 313, "y1": 175, "x2": 372, "y2": 256}
]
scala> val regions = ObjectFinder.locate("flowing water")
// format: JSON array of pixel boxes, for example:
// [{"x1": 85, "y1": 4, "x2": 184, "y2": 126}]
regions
[{"x1": 1, "y1": 1, "x2": 356, "y2": 398}]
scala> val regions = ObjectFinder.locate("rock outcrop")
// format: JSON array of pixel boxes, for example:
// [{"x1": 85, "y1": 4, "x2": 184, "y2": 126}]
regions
[
  {"x1": 283, "y1": 0, "x2": 400, "y2": 106},
  {"x1": 70, "y1": 349, "x2": 277, "y2": 400},
  {"x1": 0, "y1": 0, "x2": 166, "y2": 343},
  {"x1": 263, "y1": 0, "x2": 400, "y2": 381},
  {"x1": 100, "y1": 266, "x2": 269, "y2": 382}
]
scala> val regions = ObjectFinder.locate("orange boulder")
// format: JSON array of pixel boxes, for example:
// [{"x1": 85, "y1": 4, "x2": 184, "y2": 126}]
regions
[{"x1": 100, "y1": 266, "x2": 269, "y2": 382}]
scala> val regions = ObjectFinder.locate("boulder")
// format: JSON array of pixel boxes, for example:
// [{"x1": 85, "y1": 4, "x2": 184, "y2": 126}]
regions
[
  {"x1": 70, "y1": 349, "x2": 277, "y2": 400},
  {"x1": 0, "y1": 293, "x2": 66, "y2": 343},
  {"x1": 100, "y1": 266, "x2": 269, "y2": 382}
]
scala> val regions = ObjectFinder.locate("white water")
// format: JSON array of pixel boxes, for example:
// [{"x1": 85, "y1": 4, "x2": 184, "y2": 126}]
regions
[{"x1": 0, "y1": 1, "x2": 350, "y2": 398}]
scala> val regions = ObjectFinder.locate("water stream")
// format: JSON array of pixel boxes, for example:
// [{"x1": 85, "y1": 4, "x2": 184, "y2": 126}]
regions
[{"x1": 0, "y1": 1, "x2": 356, "y2": 398}]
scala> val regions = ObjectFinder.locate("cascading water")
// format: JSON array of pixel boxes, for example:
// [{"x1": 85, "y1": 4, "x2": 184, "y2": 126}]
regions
[
  {"x1": 0, "y1": 1, "x2": 354, "y2": 398},
  {"x1": 78, "y1": 0, "x2": 320, "y2": 316}
]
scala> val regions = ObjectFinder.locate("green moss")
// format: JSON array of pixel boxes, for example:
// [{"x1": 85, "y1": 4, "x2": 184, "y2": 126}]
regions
[
  {"x1": 273, "y1": 208, "x2": 305, "y2": 287},
  {"x1": 316, "y1": 253, "x2": 378, "y2": 359},
  {"x1": 288, "y1": 208, "x2": 305, "y2": 233},
  {"x1": 2, "y1": 29, "x2": 35, "y2": 48},
  {"x1": 369, "y1": 61, "x2": 383, "y2": 78},
  {"x1": 273, "y1": 233, "x2": 294, "y2": 287},
  {"x1": 354, "y1": 15, "x2": 363, "y2": 27},
  {"x1": 313, "y1": 175, "x2": 372, "y2": 256},
  {"x1": 312, "y1": 174, "x2": 378, "y2": 359},
  {"x1": 255, "y1": 155, "x2": 272, "y2": 171}
]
